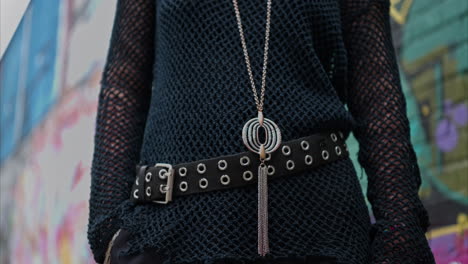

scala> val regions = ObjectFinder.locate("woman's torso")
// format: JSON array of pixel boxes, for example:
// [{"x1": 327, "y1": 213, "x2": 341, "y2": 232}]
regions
[
  {"x1": 118, "y1": 1, "x2": 372, "y2": 263},
  {"x1": 140, "y1": 0, "x2": 352, "y2": 165}
]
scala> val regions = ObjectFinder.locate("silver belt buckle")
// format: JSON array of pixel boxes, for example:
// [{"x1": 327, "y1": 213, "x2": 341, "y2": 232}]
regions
[{"x1": 153, "y1": 163, "x2": 174, "y2": 204}]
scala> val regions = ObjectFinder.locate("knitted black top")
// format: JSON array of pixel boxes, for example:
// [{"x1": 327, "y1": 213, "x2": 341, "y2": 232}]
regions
[{"x1": 87, "y1": 0, "x2": 435, "y2": 263}]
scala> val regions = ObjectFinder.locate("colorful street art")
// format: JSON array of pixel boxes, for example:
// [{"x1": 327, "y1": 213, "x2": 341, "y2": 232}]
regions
[
  {"x1": 0, "y1": 0, "x2": 466, "y2": 263},
  {"x1": 399, "y1": 0, "x2": 468, "y2": 262},
  {"x1": 0, "y1": 0, "x2": 115, "y2": 263}
]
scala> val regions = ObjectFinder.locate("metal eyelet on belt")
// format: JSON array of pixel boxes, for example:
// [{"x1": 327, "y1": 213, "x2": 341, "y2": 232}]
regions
[
  {"x1": 220, "y1": 174, "x2": 230, "y2": 185},
  {"x1": 265, "y1": 152, "x2": 271, "y2": 161},
  {"x1": 335, "y1": 146, "x2": 342, "y2": 155},
  {"x1": 133, "y1": 189, "x2": 139, "y2": 199},
  {"x1": 339, "y1": 131, "x2": 344, "y2": 139},
  {"x1": 282, "y1": 145, "x2": 291, "y2": 156},
  {"x1": 199, "y1": 178, "x2": 208, "y2": 189},
  {"x1": 160, "y1": 184, "x2": 168, "y2": 193},
  {"x1": 330, "y1": 133, "x2": 338, "y2": 142},
  {"x1": 322, "y1": 150, "x2": 329, "y2": 160},
  {"x1": 145, "y1": 172, "x2": 152, "y2": 182},
  {"x1": 179, "y1": 181, "x2": 188, "y2": 192},
  {"x1": 240, "y1": 156, "x2": 250, "y2": 166},
  {"x1": 243, "y1": 170, "x2": 253, "y2": 181},
  {"x1": 218, "y1": 160, "x2": 228, "y2": 170},
  {"x1": 267, "y1": 165, "x2": 275, "y2": 175},
  {"x1": 146, "y1": 186, "x2": 152, "y2": 197},
  {"x1": 300, "y1": 140, "x2": 309, "y2": 151},
  {"x1": 179, "y1": 167, "x2": 187, "y2": 177},
  {"x1": 286, "y1": 160, "x2": 295, "y2": 170},
  {"x1": 305, "y1": 154, "x2": 313, "y2": 165},
  {"x1": 159, "y1": 169, "x2": 167, "y2": 179},
  {"x1": 135, "y1": 177, "x2": 139, "y2": 186},
  {"x1": 197, "y1": 163, "x2": 206, "y2": 174}
]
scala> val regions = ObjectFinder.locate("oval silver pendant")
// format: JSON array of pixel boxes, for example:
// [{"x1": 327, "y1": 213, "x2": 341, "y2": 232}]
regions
[{"x1": 242, "y1": 116, "x2": 281, "y2": 154}]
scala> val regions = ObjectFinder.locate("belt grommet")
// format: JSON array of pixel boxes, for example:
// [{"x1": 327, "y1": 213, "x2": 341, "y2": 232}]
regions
[
  {"x1": 145, "y1": 172, "x2": 152, "y2": 182},
  {"x1": 179, "y1": 181, "x2": 188, "y2": 192},
  {"x1": 133, "y1": 189, "x2": 139, "y2": 199},
  {"x1": 265, "y1": 153, "x2": 271, "y2": 161},
  {"x1": 240, "y1": 156, "x2": 250, "y2": 166},
  {"x1": 159, "y1": 169, "x2": 167, "y2": 179},
  {"x1": 220, "y1": 174, "x2": 230, "y2": 185},
  {"x1": 322, "y1": 150, "x2": 329, "y2": 160},
  {"x1": 160, "y1": 184, "x2": 169, "y2": 193},
  {"x1": 335, "y1": 146, "x2": 342, "y2": 155},
  {"x1": 330, "y1": 133, "x2": 338, "y2": 142},
  {"x1": 146, "y1": 186, "x2": 152, "y2": 197},
  {"x1": 218, "y1": 160, "x2": 228, "y2": 170},
  {"x1": 197, "y1": 163, "x2": 206, "y2": 174},
  {"x1": 243, "y1": 170, "x2": 253, "y2": 181},
  {"x1": 282, "y1": 145, "x2": 291, "y2": 156},
  {"x1": 339, "y1": 131, "x2": 344, "y2": 139},
  {"x1": 286, "y1": 160, "x2": 295, "y2": 170},
  {"x1": 300, "y1": 140, "x2": 309, "y2": 151},
  {"x1": 199, "y1": 178, "x2": 208, "y2": 189},
  {"x1": 305, "y1": 154, "x2": 313, "y2": 165},
  {"x1": 267, "y1": 165, "x2": 275, "y2": 175},
  {"x1": 179, "y1": 167, "x2": 187, "y2": 177},
  {"x1": 135, "y1": 177, "x2": 139, "y2": 186}
]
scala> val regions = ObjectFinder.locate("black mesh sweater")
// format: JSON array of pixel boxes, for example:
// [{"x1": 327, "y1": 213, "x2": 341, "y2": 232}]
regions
[{"x1": 87, "y1": 0, "x2": 435, "y2": 263}]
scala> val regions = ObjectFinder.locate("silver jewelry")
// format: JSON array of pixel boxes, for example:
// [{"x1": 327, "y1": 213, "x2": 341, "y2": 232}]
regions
[{"x1": 232, "y1": 0, "x2": 275, "y2": 256}]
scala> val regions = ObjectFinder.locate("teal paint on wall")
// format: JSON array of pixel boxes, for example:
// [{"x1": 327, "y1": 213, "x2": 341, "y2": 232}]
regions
[
  {"x1": 454, "y1": 41, "x2": 468, "y2": 71},
  {"x1": 402, "y1": 0, "x2": 468, "y2": 61}
]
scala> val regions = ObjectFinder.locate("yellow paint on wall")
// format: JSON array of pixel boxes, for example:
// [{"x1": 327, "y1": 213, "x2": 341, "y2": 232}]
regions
[
  {"x1": 390, "y1": 0, "x2": 413, "y2": 24},
  {"x1": 426, "y1": 213, "x2": 468, "y2": 239}
]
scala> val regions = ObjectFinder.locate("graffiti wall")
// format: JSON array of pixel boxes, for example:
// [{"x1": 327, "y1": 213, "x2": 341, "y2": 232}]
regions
[
  {"x1": 0, "y1": 0, "x2": 116, "y2": 263},
  {"x1": 395, "y1": 0, "x2": 467, "y2": 262},
  {"x1": 0, "y1": 0, "x2": 466, "y2": 263}
]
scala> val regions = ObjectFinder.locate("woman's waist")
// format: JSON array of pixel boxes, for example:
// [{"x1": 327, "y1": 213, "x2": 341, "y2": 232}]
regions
[
  {"x1": 133, "y1": 128, "x2": 356, "y2": 210},
  {"x1": 125, "y1": 156, "x2": 361, "y2": 223},
  {"x1": 121, "y1": 157, "x2": 367, "y2": 250}
]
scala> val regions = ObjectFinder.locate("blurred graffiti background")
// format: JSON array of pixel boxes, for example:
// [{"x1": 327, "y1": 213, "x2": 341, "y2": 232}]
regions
[{"x1": 0, "y1": 0, "x2": 466, "y2": 263}]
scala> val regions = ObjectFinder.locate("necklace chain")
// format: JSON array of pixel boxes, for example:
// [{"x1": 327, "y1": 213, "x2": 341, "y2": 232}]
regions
[
  {"x1": 233, "y1": 0, "x2": 277, "y2": 256},
  {"x1": 232, "y1": 0, "x2": 272, "y2": 112}
]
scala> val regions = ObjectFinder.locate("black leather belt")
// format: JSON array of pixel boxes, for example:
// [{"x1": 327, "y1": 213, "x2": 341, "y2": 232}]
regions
[{"x1": 130, "y1": 129, "x2": 348, "y2": 204}]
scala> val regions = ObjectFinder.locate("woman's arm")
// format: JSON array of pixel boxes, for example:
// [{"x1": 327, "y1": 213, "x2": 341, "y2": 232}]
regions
[
  {"x1": 339, "y1": 0, "x2": 435, "y2": 263},
  {"x1": 87, "y1": 0, "x2": 155, "y2": 262}
]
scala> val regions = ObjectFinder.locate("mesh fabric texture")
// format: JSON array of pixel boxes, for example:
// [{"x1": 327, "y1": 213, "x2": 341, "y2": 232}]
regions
[{"x1": 87, "y1": 0, "x2": 435, "y2": 263}]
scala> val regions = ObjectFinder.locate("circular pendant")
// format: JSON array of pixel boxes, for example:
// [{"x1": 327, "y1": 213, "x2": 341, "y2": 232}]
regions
[{"x1": 242, "y1": 116, "x2": 281, "y2": 155}]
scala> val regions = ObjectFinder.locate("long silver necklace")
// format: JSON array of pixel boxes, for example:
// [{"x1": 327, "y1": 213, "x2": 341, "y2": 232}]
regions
[{"x1": 232, "y1": 0, "x2": 281, "y2": 256}]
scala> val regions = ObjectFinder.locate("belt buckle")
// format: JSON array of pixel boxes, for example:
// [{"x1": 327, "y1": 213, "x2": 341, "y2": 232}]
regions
[{"x1": 153, "y1": 163, "x2": 174, "y2": 204}]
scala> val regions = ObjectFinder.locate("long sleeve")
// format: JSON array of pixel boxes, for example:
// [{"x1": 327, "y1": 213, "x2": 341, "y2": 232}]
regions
[
  {"x1": 339, "y1": 0, "x2": 435, "y2": 263},
  {"x1": 87, "y1": 0, "x2": 155, "y2": 263}
]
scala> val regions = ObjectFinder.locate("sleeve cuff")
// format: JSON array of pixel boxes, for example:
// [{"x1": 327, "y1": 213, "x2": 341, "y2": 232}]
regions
[
  {"x1": 87, "y1": 199, "x2": 135, "y2": 263},
  {"x1": 369, "y1": 219, "x2": 435, "y2": 264}
]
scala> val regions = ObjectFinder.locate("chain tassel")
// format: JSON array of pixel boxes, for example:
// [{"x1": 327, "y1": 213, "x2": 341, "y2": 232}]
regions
[{"x1": 258, "y1": 161, "x2": 269, "y2": 256}]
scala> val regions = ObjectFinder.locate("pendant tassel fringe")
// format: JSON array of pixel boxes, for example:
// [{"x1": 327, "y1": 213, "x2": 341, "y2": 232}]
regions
[{"x1": 257, "y1": 162, "x2": 269, "y2": 256}]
